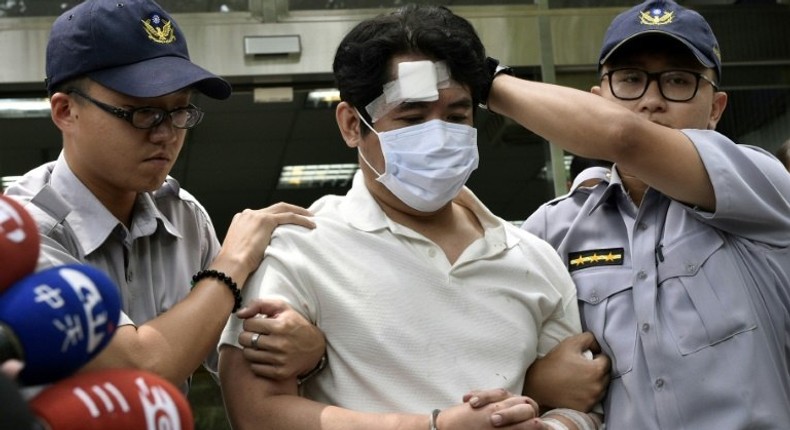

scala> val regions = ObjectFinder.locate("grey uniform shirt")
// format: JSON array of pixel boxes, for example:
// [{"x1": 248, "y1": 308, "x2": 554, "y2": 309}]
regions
[
  {"x1": 523, "y1": 130, "x2": 790, "y2": 430},
  {"x1": 5, "y1": 154, "x2": 221, "y2": 330}
]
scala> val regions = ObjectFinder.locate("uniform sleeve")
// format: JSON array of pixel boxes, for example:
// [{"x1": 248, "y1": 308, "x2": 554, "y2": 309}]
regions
[
  {"x1": 521, "y1": 205, "x2": 549, "y2": 241},
  {"x1": 176, "y1": 187, "x2": 222, "y2": 269},
  {"x1": 686, "y1": 129, "x2": 790, "y2": 245}
]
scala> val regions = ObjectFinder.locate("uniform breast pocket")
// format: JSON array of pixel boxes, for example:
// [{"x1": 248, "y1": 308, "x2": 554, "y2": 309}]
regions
[
  {"x1": 573, "y1": 269, "x2": 636, "y2": 378},
  {"x1": 657, "y1": 229, "x2": 757, "y2": 355}
]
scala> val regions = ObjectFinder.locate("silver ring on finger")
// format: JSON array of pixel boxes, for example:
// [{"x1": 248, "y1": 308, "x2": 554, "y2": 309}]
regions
[{"x1": 250, "y1": 332, "x2": 261, "y2": 350}]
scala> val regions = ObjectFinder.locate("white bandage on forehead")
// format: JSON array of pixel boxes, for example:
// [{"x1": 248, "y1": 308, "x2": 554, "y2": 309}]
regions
[{"x1": 365, "y1": 60, "x2": 452, "y2": 123}]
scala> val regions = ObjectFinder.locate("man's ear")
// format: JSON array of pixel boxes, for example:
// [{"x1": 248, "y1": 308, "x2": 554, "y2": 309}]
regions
[
  {"x1": 707, "y1": 91, "x2": 728, "y2": 130},
  {"x1": 590, "y1": 85, "x2": 603, "y2": 96},
  {"x1": 49, "y1": 92, "x2": 77, "y2": 132},
  {"x1": 336, "y1": 101, "x2": 363, "y2": 149}
]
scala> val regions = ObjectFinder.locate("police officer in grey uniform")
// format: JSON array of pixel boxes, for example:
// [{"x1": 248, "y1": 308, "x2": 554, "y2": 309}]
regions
[
  {"x1": 486, "y1": 0, "x2": 790, "y2": 428},
  {"x1": 4, "y1": 0, "x2": 323, "y2": 389}
]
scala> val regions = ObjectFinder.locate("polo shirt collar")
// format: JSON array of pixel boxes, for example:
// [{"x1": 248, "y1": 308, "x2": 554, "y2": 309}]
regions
[
  {"x1": 340, "y1": 171, "x2": 389, "y2": 232},
  {"x1": 340, "y1": 171, "x2": 519, "y2": 250}
]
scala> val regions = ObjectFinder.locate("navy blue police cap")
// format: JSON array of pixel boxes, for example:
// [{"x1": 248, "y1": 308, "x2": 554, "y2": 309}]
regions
[
  {"x1": 45, "y1": 0, "x2": 231, "y2": 99},
  {"x1": 599, "y1": 0, "x2": 721, "y2": 79}
]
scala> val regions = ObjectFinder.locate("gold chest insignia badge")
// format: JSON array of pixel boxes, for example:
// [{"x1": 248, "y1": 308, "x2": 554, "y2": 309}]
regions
[
  {"x1": 639, "y1": 8, "x2": 674, "y2": 26},
  {"x1": 142, "y1": 14, "x2": 176, "y2": 44},
  {"x1": 568, "y1": 248, "x2": 625, "y2": 272}
]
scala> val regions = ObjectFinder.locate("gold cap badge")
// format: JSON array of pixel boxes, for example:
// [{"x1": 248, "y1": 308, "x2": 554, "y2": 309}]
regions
[
  {"x1": 142, "y1": 14, "x2": 175, "y2": 44},
  {"x1": 639, "y1": 8, "x2": 674, "y2": 26}
]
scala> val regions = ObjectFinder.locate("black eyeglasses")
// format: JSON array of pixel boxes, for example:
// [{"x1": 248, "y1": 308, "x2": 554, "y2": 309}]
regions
[
  {"x1": 66, "y1": 88, "x2": 204, "y2": 129},
  {"x1": 601, "y1": 68, "x2": 719, "y2": 102}
]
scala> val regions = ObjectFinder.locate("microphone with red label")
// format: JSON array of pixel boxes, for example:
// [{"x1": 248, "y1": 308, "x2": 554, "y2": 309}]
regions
[
  {"x1": 29, "y1": 368, "x2": 194, "y2": 430},
  {"x1": 0, "y1": 264, "x2": 121, "y2": 386},
  {"x1": 0, "y1": 195, "x2": 39, "y2": 293}
]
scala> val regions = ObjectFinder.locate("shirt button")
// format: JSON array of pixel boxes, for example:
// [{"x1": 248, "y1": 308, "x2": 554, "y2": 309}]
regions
[
  {"x1": 590, "y1": 294, "x2": 599, "y2": 304},
  {"x1": 654, "y1": 378, "x2": 665, "y2": 390},
  {"x1": 428, "y1": 249, "x2": 437, "y2": 258},
  {"x1": 686, "y1": 263, "x2": 697, "y2": 273},
  {"x1": 637, "y1": 222, "x2": 647, "y2": 231},
  {"x1": 641, "y1": 323, "x2": 650, "y2": 333},
  {"x1": 637, "y1": 270, "x2": 647, "y2": 280}
]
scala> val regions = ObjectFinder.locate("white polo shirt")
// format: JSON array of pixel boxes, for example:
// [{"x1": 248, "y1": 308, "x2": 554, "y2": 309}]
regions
[{"x1": 220, "y1": 171, "x2": 580, "y2": 413}]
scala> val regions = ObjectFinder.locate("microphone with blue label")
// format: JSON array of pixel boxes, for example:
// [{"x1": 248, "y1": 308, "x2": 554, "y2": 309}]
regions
[{"x1": 0, "y1": 264, "x2": 121, "y2": 386}]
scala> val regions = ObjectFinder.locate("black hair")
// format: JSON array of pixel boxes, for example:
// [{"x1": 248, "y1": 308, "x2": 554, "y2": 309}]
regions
[{"x1": 332, "y1": 4, "x2": 488, "y2": 125}]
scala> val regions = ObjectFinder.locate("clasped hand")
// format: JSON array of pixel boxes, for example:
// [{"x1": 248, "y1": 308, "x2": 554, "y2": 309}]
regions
[{"x1": 436, "y1": 388, "x2": 549, "y2": 430}]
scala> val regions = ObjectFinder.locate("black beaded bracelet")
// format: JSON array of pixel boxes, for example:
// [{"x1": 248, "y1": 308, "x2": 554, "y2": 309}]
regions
[{"x1": 191, "y1": 269, "x2": 242, "y2": 313}]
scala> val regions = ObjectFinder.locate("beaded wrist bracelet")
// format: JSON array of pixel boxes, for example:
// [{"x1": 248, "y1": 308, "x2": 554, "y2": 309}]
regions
[
  {"x1": 297, "y1": 353, "x2": 328, "y2": 386},
  {"x1": 191, "y1": 269, "x2": 242, "y2": 313}
]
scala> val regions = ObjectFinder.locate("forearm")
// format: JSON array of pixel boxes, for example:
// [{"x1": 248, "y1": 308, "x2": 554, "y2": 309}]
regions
[
  {"x1": 236, "y1": 396, "x2": 425, "y2": 430},
  {"x1": 488, "y1": 74, "x2": 634, "y2": 163},
  {"x1": 219, "y1": 346, "x2": 425, "y2": 430},
  {"x1": 488, "y1": 74, "x2": 716, "y2": 208},
  {"x1": 83, "y1": 277, "x2": 239, "y2": 385}
]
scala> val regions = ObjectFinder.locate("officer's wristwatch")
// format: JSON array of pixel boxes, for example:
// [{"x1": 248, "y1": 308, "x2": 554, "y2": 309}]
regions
[{"x1": 479, "y1": 56, "x2": 514, "y2": 110}]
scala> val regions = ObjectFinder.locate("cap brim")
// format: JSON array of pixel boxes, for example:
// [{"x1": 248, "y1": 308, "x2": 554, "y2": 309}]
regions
[
  {"x1": 89, "y1": 56, "x2": 232, "y2": 100},
  {"x1": 599, "y1": 30, "x2": 716, "y2": 71}
]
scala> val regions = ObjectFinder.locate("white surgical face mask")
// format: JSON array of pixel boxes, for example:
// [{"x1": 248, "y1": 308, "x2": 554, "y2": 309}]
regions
[{"x1": 357, "y1": 112, "x2": 479, "y2": 212}]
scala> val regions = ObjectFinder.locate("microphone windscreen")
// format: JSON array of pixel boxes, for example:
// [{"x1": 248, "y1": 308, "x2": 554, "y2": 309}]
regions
[
  {"x1": 0, "y1": 264, "x2": 121, "y2": 386},
  {"x1": 29, "y1": 368, "x2": 194, "y2": 430},
  {"x1": 0, "y1": 195, "x2": 39, "y2": 293}
]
